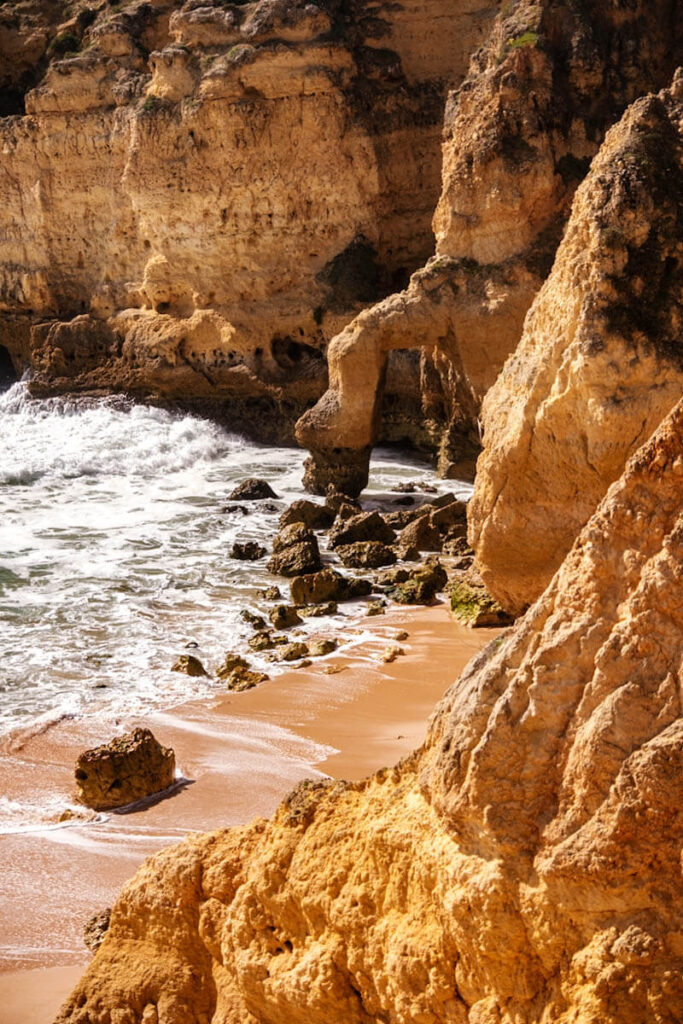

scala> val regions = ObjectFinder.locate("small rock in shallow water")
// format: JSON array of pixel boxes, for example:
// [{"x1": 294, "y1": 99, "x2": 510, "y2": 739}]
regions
[
  {"x1": 249, "y1": 631, "x2": 289, "y2": 652},
  {"x1": 226, "y1": 666, "x2": 268, "y2": 691},
  {"x1": 298, "y1": 601, "x2": 338, "y2": 617},
  {"x1": 216, "y1": 652, "x2": 249, "y2": 679},
  {"x1": 393, "y1": 630, "x2": 409, "y2": 641},
  {"x1": 231, "y1": 541, "x2": 267, "y2": 561},
  {"x1": 228, "y1": 478, "x2": 278, "y2": 501},
  {"x1": 75, "y1": 728, "x2": 175, "y2": 811},
  {"x1": 279, "y1": 641, "x2": 310, "y2": 661},
  {"x1": 380, "y1": 645, "x2": 405, "y2": 663},
  {"x1": 308, "y1": 638, "x2": 338, "y2": 656},
  {"x1": 171, "y1": 654, "x2": 208, "y2": 677},
  {"x1": 241, "y1": 609, "x2": 267, "y2": 629},
  {"x1": 84, "y1": 908, "x2": 111, "y2": 953},
  {"x1": 366, "y1": 601, "x2": 386, "y2": 616},
  {"x1": 257, "y1": 585, "x2": 282, "y2": 601},
  {"x1": 269, "y1": 603, "x2": 303, "y2": 629}
]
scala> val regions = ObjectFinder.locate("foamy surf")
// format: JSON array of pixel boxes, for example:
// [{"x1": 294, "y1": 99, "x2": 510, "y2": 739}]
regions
[{"x1": 0, "y1": 381, "x2": 467, "y2": 738}]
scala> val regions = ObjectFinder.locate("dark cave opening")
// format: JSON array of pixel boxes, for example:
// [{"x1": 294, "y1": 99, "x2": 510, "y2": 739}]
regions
[{"x1": 0, "y1": 346, "x2": 18, "y2": 389}]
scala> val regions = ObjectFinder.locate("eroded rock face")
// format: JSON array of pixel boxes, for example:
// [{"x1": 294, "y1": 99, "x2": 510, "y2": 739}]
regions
[
  {"x1": 58, "y1": 402, "x2": 683, "y2": 1023},
  {"x1": 469, "y1": 72, "x2": 683, "y2": 615},
  {"x1": 0, "y1": 0, "x2": 498, "y2": 440},
  {"x1": 74, "y1": 728, "x2": 175, "y2": 810},
  {"x1": 296, "y1": 0, "x2": 683, "y2": 493}
]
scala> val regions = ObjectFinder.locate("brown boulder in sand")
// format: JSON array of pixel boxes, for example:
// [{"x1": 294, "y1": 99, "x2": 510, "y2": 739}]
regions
[{"x1": 74, "y1": 728, "x2": 175, "y2": 811}]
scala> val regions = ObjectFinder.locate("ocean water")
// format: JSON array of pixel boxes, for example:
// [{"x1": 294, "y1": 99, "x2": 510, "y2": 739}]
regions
[{"x1": 0, "y1": 382, "x2": 471, "y2": 738}]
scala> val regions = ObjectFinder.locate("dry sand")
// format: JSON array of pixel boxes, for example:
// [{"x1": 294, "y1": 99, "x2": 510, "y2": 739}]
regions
[{"x1": 0, "y1": 603, "x2": 498, "y2": 1024}]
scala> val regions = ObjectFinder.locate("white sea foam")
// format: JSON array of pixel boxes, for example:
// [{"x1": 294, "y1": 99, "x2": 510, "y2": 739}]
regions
[{"x1": 0, "y1": 382, "x2": 470, "y2": 737}]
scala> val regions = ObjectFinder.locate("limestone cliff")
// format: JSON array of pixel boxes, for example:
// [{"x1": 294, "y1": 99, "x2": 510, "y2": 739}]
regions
[
  {"x1": 296, "y1": 0, "x2": 683, "y2": 492},
  {"x1": 0, "y1": 0, "x2": 497, "y2": 437},
  {"x1": 57, "y1": 399, "x2": 683, "y2": 1023},
  {"x1": 468, "y1": 71, "x2": 683, "y2": 616}
]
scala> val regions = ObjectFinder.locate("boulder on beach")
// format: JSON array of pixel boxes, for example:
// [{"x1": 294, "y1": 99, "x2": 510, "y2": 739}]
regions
[
  {"x1": 290, "y1": 568, "x2": 372, "y2": 605},
  {"x1": 74, "y1": 728, "x2": 175, "y2": 811},
  {"x1": 267, "y1": 522, "x2": 322, "y2": 577},
  {"x1": 279, "y1": 499, "x2": 335, "y2": 531},
  {"x1": 269, "y1": 604, "x2": 303, "y2": 629},
  {"x1": 335, "y1": 541, "x2": 397, "y2": 569},
  {"x1": 228, "y1": 479, "x2": 279, "y2": 501},
  {"x1": 328, "y1": 511, "x2": 396, "y2": 549}
]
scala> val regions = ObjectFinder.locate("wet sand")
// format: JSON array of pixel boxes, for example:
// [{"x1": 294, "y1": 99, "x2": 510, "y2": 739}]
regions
[{"x1": 0, "y1": 603, "x2": 497, "y2": 1024}]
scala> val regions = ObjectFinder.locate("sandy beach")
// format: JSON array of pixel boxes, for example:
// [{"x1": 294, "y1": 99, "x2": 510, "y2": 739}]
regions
[{"x1": 0, "y1": 603, "x2": 497, "y2": 1024}]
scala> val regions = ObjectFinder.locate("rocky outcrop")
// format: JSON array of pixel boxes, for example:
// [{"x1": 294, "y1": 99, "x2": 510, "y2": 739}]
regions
[
  {"x1": 58, "y1": 400, "x2": 683, "y2": 1023},
  {"x1": 469, "y1": 71, "x2": 683, "y2": 615},
  {"x1": 0, "y1": 0, "x2": 499, "y2": 438},
  {"x1": 74, "y1": 728, "x2": 175, "y2": 810},
  {"x1": 297, "y1": 0, "x2": 683, "y2": 493}
]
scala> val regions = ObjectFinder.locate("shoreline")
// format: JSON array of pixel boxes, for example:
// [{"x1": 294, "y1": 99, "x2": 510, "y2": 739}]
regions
[{"x1": 0, "y1": 602, "x2": 497, "y2": 1024}]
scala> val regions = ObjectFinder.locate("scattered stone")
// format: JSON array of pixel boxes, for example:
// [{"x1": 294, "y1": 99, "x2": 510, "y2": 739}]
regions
[
  {"x1": 384, "y1": 559, "x2": 448, "y2": 605},
  {"x1": 321, "y1": 664, "x2": 346, "y2": 674},
  {"x1": 84, "y1": 908, "x2": 111, "y2": 953},
  {"x1": 171, "y1": 654, "x2": 208, "y2": 677},
  {"x1": 248, "y1": 631, "x2": 289, "y2": 652},
  {"x1": 269, "y1": 604, "x2": 303, "y2": 629},
  {"x1": 184, "y1": 641, "x2": 199, "y2": 649},
  {"x1": 325, "y1": 490, "x2": 361, "y2": 514},
  {"x1": 329, "y1": 511, "x2": 396, "y2": 549},
  {"x1": 267, "y1": 522, "x2": 321, "y2": 577},
  {"x1": 241, "y1": 609, "x2": 267, "y2": 629},
  {"x1": 391, "y1": 481, "x2": 437, "y2": 493},
  {"x1": 290, "y1": 568, "x2": 372, "y2": 605},
  {"x1": 257, "y1": 585, "x2": 282, "y2": 601},
  {"x1": 366, "y1": 600, "x2": 386, "y2": 616},
  {"x1": 279, "y1": 499, "x2": 335, "y2": 531},
  {"x1": 431, "y1": 499, "x2": 467, "y2": 531},
  {"x1": 378, "y1": 566, "x2": 411, "y2": 586},
  {"x1": 298, "y1": 601, "x2": 338, "y2": 617},
  {"x1": 294, "y1": 659, "x2": 313, "y2": 669},
  {"x1": 222, "y1": 504, "x2": 249, "y2": 515},
  {"x1": 380, "y1": 645, "x2": 405, "y2": 663},
  {"x1": 393, "y1": 630, "x2": 409, "y2": 641},
  {"x1": 231, "y1": 541, "x2": 267, "y2": 561},
  {"x1": 228, "y1": 478, "x2": 278, "y2": 501},
  {"x1": 216, "y1": 652, "x2": 249, "y2": 679},
  {"x1": 75, "y1": 728, "x2": 175, "y2": 811},
  {"x1": 279, "y1": 641, "x2": 310, "y2": 662},
  {"x1": 399, "y1": 514, "x2": 441, "y2": 552},
  {"x1": 396, "y1": 544, "x2": 421, "y2": 562},
  {"x1": 335, "y1": 501, "x2": 362, "y2": 522},
  {"x1": 225, "y1": 666, "x2": 268, "y2": 691},
  {"x1": 336, "y1": 541, "x2": 397, "y2": 569},
  {"x1": 308, "y1": 638, "x2": 338, "y2": 656}
]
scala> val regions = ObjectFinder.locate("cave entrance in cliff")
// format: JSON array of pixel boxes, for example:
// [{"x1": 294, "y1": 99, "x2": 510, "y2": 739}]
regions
[{"x1": 0, "y1": 346, "x2": 18, "y2": 390}]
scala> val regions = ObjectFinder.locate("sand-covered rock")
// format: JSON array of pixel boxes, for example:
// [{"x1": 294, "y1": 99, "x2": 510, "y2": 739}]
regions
[
  {"x1": 74, "y1": 728, "x2": 175, "y2": 811},
  {"x1": 469, "y1": 72, "x2": 683, "y2": 614},
  {"x1": 58, "y1": 400, "x2": 683, "y2": 1024}
]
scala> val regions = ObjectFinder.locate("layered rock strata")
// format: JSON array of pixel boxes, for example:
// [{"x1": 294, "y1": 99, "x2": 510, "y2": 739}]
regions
[
  {"x1": 297, "y1": 0, "x2": 683, "y2": 493},
  {"x1": 0, "y1": 0, "x2": 497, "y2": 436},
  {"x1": 469, "y1": 71, "x2": 683, "y2": 615},
  {"x1": 58, "y1": 399, "x2": 683, "y2": 1023}
]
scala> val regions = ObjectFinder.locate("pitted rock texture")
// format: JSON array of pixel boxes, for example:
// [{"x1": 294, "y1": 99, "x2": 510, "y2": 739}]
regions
[
  {"x1": 469, "y1": 71, "x2": 683, "y2": 615},
  {"x1": 57, "y1": 402, "x2": 683, "y2": 1023},
  {"x1": 296, "y1": 0, "x2": 683, "y2": 493},
  {"x1": 0, "y1": 0, "x2": 498, "y2": 438},
  {"x1": 74, "y1": 727, "x2": 175, "y2": 810}
]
